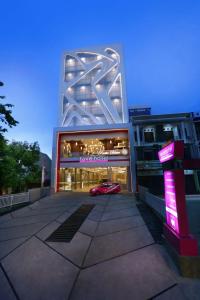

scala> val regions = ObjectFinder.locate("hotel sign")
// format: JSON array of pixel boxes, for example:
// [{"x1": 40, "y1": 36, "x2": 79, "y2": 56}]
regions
[
  {"x1": 158, "y1": 141, "x2": 198, "y2": 256},
  {"x1": 158, "y1": 141, "x2": 184, "y2": 163},
  {"x1": 164, "y1": 170, "x2": 179, "y2": 233},
  {"x1": 80, "y1": 156, "x2": 108, "y2": 163}
]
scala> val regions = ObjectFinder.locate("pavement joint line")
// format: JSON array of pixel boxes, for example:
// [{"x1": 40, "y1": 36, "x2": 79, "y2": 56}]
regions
[
  {"x1": 93, "y1": 223, "x2": 147, "y2": 238},
  {"x1": 78, "y1": 230, "x2": 94, "y2": 238},
  {"x1": 0, "y1": 236, "x2": 31, "y2": 262},
  {"x1": 147, "y1": 283, "x2": 178, "y2": 299},
  {"x1": 99, "y1": 213, "x2": 141, "y2": 222},
  {"x1": 0, "y1": 262, "x2": 20, "y2": 300},
  {"x1": 0, "y1": 234, "x2": 35, "y2": 244},
  {"x1": 0, "y1": 220, "x2": 54, "y2": 230},
  {"x1": 1, "y1": 205, "x2": 74, "y2": 250},
  {"x1": 0, "y1": 215, "x2": 67, "y2": 259},
  {"x1": 10, "y1": 209, "x2": 70, "y2": 220},
  {"x1": 67, "y1": 194, "x2": 111, "y2": 300},
  {"x1": 82, "y1": 241, "x2": 156, "y2": 269},
  {"x1": 104, "y1": 205, "x2": 136, "y2": 212},
  {"x1": 35, "y1": 236, "x2": 81, "y2": 269}
]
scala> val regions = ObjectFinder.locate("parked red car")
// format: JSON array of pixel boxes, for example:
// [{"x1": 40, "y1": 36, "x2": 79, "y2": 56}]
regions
[{"x1": 90, "y1": 182, "x2": 121, "y2": 196}]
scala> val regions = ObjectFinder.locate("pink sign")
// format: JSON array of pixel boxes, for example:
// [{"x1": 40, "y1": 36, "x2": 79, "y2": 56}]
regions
[
  {"x1": 158, "y1": 142, "x2": 175, "y2": 163},
  {"x1": 80, "y1": 156, "x2": 108, "y2": 163},
  {"x1": 164, "y1": 170, "x2": 179, "y2": 234}
]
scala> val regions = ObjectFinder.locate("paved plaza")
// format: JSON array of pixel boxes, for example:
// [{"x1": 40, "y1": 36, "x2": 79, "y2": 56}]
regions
[{"x1": 0, "y1": 192, "x2": 200, "y2": 300}]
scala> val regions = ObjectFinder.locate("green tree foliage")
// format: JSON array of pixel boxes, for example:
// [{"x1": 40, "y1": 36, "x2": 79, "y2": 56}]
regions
[
  {"x1": 0, "y1": 82, "x2": 41, "y2": 194},
  {"x1": 0, "y1": 81, "x2": 18, "y2": 138},
  {"x1": 0, "y1": 141, "x2": 41, "y2": 194}
]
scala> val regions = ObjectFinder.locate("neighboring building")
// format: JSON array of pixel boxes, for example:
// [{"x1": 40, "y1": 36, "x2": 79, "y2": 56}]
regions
[
  {"x1": 128, "y1": 106, "x2": 151, "y2": 120},
  {"x1": 129, "y1": 108, "x2": 200, "y2": 194},
  {"x1": 52, "y1": 45, "x2": 136, "y2": 193}
]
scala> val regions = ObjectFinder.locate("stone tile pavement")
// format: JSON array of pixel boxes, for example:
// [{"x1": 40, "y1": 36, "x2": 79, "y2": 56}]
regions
[{"x1": 0, "y1": 192, "x2": 200, "y2": 299}]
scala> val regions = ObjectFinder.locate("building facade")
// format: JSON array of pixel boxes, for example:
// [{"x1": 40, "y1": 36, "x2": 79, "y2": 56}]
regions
[
  {"x1": 52, "y1": 45, "x2": 136, "y2": 193},
  {"x1": 129, "y1": 108, "x2": 200, "y2": 194}
]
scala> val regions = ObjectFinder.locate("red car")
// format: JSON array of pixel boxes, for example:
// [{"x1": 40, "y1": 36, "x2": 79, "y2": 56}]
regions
[{"x1": 90, "y1": 182, "x2": 121, "y2": 196}]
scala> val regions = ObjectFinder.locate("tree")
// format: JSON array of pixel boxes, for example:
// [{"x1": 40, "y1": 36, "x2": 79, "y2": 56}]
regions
[
  {"x1": 0, "y1": 81, "x2": 19, "y2": 194},
  {"x1": 0, "y1": 81, "x2": 18, "y2": 138},
  {"x1": 0, "y1": 141, "x2": 41, "y2": 193}
]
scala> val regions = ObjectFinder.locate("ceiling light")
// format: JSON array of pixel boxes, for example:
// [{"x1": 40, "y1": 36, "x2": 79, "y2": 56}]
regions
[{"x1": 67, "y1": 87, "x2": 72, "y2": 92}]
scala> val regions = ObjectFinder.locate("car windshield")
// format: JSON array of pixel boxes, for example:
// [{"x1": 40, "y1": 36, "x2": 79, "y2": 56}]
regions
[{"x1": 101, "y1": 183, "x2": 113, "y2": 187}]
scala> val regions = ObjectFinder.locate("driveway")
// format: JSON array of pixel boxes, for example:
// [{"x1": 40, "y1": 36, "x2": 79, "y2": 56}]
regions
[{"x1": 0, "y1": 192, "x2": 199, "y2": 300}]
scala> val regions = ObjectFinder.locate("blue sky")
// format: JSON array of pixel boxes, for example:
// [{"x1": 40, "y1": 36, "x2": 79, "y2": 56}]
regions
[{"x1": 0, "y1": 0, "x2": 200, "y2": 157}]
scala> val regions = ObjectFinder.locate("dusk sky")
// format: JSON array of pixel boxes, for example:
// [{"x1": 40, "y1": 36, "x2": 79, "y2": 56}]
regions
[{"x1": 1, "y1": 0, "x2": 200, "y2": 157}]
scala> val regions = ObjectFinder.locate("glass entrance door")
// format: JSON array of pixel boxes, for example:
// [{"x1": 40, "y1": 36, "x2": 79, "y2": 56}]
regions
[{"x1": 59, "y1": 167, "x2": 128, "y2": 191}]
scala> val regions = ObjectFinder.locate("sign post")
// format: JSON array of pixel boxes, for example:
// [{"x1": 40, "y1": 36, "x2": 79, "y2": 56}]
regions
[{"x1": 158, "y1": 141, "x2": 198, "y2": 256}]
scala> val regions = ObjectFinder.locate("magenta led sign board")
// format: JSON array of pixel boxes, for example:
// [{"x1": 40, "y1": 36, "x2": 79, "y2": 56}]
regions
[
  {"x1": 80, "y1": 156, "x2": 108, "y2": 163},
  {"x1": 164, "y1": 171, "x2": 179, "y2": 233},
  {"x1": 158, "y1": 141, "x2": 184, "y2": 163},
  {"x1": 158, "y1": 142, "x2": 175, "y2": 163}
]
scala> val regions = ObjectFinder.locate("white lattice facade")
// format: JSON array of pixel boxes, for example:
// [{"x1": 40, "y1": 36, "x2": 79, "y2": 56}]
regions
[{"x1": 60, "y1": 45, "x2": 128, "y2": 127}]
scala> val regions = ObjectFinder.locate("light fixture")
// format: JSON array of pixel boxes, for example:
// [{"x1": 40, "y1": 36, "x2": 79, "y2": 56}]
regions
[
  {"x1": 80, "y1": 71, "x2": 84, "y2": 75},
  {"x1": 68, "y1": 58, "x2": 75, "y2": 65},
  {"x1": 95, "y1": 100, "x2": 99, "y2": 105},
  {"x1": 80, "y1": 85, "x2": 86, "y2": 90},
  {"x1": 97, "y1": 55, "x2": 102, "y2": 60},
  {"x1": 67, "y1": 73, "x2": 73, "y2": 77},
  {"x1": 67, "y1": 87, "x2": 72, "y2": 92},
  {"x1": 75, "y1": 142, "x2": 78, "y2": 146},
  {"x1": 81, "y1": 57, "x2": 86, "y2": 62},
  {"x1": 96, "y1": 84, "x2": 101, "y2": 89},
  {"x1": 113, "y1": 98, "x2": 119, "y2": 103},
  {"x1": 110, "y1": 140, "x2": 112, "y2": 144},
  {"x1": 82, "y1": 101, "x2": 86, "y2": 105},
  {"x1": 111, "y1": 53, "x2": 117, "y2": 59}
]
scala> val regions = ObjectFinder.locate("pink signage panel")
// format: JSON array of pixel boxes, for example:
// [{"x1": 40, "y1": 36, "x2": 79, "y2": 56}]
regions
[
  {"x1": 158, "y1": 142, "x2": 175, "y2": 163},
  {"x1": 164, "y1": 170, "x2": 179, "y2": 234}
]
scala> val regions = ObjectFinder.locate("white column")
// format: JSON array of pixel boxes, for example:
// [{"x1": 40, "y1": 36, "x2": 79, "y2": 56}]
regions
[
  {"x1": 181, "y1": 122, "x2": 186, "y2": 142},
  {"x1": 136, "y1": 125, "x2": 140, "y2": 146}
]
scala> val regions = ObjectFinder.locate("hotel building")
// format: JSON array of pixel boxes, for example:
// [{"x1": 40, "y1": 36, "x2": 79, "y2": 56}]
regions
[{"x1": 51, "y1": 45, "x2": 136, "y2": 192}]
